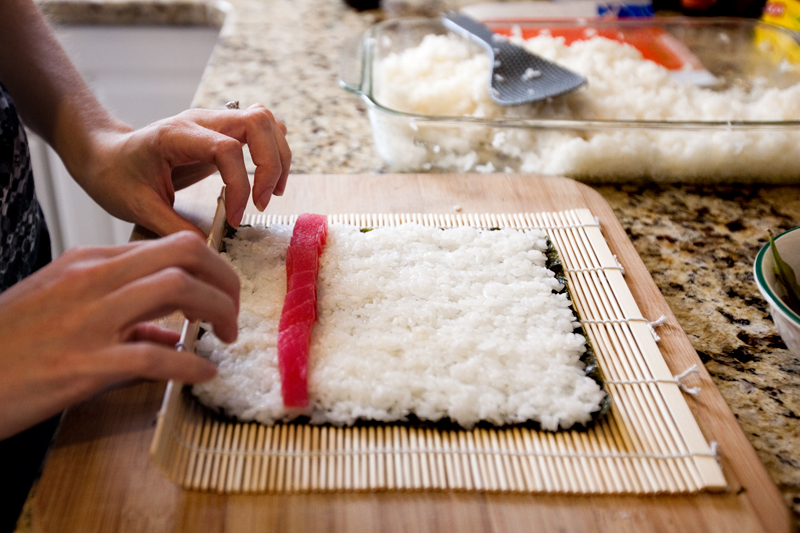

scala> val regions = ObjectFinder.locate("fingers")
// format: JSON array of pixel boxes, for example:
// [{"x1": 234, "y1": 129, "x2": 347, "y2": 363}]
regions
[
  {"x1": 133, "y1": 189, "x2": 209, "y2": 239},
  {"x1": 170, "y1": 161, "x2": 218, "y2": 192},
  {"x1": 244, "y1": 106, "x2": 292, "y2": 211},
  {"x1": 273, "y1": 169, "x2": 289, "y2": 197},
  {"x1": 127, "y1": 322, "x2": 181, "y2": 345},
  {"x1": 150, "y1": 118, "x2": 251, "y2": 227},
  {"x1": 104, "y1": 232, "x2": 240, "y2": 307},
  {"x1": 45, "y1": 233, "x2": 239, "y2": 322},
  {"x1": 97, "y1": 344, "x2": 218, "y2": 384},
  {"x1": 276, "y1": 117, "x2": 288, "y2": 135},
  {"x1": 187, "y1": 105, "x2": 291, "y2": 213},
  {"x1": 86, "y1": 103, "x2": 289, "y2": 240},
  {"x1": 104, "y1": 265, "x2": 239, "y2": 343}
]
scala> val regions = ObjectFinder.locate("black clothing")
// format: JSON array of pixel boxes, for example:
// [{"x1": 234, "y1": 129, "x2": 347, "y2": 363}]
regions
[
  {"x1": 0, "y1": 80, "x2": 57, "y2": 533},
  {"x1": 0, "y1": 81, "x2": 49, "y2": 292}
]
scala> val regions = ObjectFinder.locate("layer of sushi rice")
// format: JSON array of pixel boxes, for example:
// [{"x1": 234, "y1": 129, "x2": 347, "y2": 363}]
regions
[{"x1": 192, "y1": 223, "x2": 606, "y2": 431}]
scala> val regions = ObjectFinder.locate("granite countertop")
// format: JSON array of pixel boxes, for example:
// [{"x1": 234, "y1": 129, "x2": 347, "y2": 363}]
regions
[{"x1": 29, "y1": 0, "x2": 800, "y2": 528}]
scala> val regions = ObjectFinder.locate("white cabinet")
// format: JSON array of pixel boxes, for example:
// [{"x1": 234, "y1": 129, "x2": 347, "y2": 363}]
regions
[{"x1": 28, "y1": 26, "x2": 219, "y2": 256}]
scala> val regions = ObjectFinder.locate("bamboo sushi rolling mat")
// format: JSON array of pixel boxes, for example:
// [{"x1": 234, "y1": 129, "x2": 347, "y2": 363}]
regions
[
  {"x1": 150, "y1": 205, "x2": 726, "y2": 495},
  {"x1": 33, "y1": 174, "x2": 790, "y2": 533}
]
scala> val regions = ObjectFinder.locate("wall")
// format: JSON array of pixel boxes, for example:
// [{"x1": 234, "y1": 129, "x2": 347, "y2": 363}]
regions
[{"x1": 28, "y1": 25, "x2": 219, "y2": 256}]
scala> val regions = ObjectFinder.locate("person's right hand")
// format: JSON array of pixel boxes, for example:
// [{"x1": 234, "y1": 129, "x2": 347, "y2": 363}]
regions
[
  {"x1": 73, "y1": 104, "x2": 292, "y2": 239},
  {"x1": 0, "y1": 232, "x2": 239, "y2": 440}
]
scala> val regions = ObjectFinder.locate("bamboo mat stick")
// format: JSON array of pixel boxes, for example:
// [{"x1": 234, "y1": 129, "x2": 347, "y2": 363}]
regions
[
  {"x1": 552, "y1": 210, "x2": 682, "y2": 493},
  {"x1": 443, "y1": 431, "x2": 460, "y2": 490},
  {"x1": 182, "y1": 405, "x2": 205, "y2": 489},
  {"x1": 335, "y1": 428, "x2": 345, "y2": 491},
  {"x1": 344, "y1": 427, "x2": 353, "y2": 491},
  {"x1": 319, "y1": 426, "x2": 329, "y2": 491},
  {"x1": 273, "y1": 424, "x2": 288, "y2": 492},
  {"x1": 226, "y1": 423, "x2": 242, "y2": 492},
  {"x1": 254, "y1": 424, "x2": 267, "y2": 492},
  {"x1": 367, "y1": 426, "x2": 377, "y2": 490}
]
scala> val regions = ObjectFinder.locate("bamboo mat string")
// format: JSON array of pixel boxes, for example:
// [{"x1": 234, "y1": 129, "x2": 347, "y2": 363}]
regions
[
  {"x1": 605, "y1": 365, "x2": 703, "y2": 396},
  {"x1": 580, "y1": 315, "x2": 669, "y2": 342},
  {"x1": 613, "y1": 255, "x2": 625, "y2": 275},
  {"x1": 563, "y1": 255, "x2": 625, "y2": 275}
]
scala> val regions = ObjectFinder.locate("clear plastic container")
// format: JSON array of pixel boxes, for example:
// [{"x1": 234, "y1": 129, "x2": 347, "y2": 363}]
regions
[{"x1": 339, "y1": 17, "x2": 800, "y2": 182}]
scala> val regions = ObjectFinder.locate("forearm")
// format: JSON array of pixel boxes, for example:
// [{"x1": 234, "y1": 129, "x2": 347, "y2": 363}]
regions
[
  {"x1": 1, "y1": 0, "x2": 290, "y2": 234},
  {"x1": 0, "y1": 0, "x2": 131, "y2": 177}
]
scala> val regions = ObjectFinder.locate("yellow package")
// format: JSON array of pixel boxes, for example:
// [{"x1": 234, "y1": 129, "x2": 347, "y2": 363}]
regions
[{"x1": 756, "y1": 0, "x2": 800, "y2": 65}]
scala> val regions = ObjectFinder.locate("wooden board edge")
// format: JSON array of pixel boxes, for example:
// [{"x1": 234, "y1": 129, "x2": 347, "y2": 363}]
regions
[{"x1": 561, "y1": 178, "x2": 791, "y2": 533}]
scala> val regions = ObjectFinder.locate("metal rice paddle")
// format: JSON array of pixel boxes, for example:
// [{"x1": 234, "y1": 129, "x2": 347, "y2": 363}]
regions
[{"x1": 441, "y1": 12, "x2": 587, "y2": 105}]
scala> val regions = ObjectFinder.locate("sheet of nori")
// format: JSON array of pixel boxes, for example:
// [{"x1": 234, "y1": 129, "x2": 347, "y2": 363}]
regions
[{"x1": 202, "y1": 226, "x2": 610, "y2": 432}]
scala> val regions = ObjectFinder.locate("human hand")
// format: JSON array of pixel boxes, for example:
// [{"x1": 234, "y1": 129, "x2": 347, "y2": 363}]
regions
[
  {"x1": 75, "y1": 104, "x2": 291, "y2": 238},
  {"x1": 0, "y1": 232, "x2": 240, "y2": 440}
]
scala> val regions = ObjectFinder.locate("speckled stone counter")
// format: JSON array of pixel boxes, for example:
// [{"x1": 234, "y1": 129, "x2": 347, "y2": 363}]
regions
[
  {"x1": 27, "y1": 0, "x2": 800, "y2": 529},
  {"x1": 596, "y1": 184, "x2": 800, "y2": 526}
]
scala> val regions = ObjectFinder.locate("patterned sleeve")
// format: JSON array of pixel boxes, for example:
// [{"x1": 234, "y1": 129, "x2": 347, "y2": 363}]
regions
[{"x1": 0, "y1": 80, "x2": 50, "y2": 292}]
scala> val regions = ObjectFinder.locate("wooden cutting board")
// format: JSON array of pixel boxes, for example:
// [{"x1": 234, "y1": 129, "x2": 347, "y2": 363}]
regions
[{"x1": 31, "y1": 174, "x2": 790, "y2": 533}]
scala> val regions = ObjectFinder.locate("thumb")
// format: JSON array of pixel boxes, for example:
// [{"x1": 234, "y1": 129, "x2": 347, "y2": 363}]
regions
[{"x1": 136, "y1": 196, "x2": 207, "y2": 239}]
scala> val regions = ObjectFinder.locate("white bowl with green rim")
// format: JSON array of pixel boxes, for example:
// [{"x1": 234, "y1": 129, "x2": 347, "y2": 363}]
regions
[{"x1": 754, "y1": 227, "x2": 800, "y2": 358}]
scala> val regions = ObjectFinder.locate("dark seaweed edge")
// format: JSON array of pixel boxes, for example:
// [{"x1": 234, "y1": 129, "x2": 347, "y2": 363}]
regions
[
  {"x1": 220, "y1": 222, "x2": 252, "y2": 254},
  {"x1": 184, "y1": 389, "x2": 606, "y2": 434},
  {"x1": 546, "y1": 238, "x2": 611, "y2": 424},
  {"x1": 190, "y1": 228, "x2": 609, "y2": 434}
]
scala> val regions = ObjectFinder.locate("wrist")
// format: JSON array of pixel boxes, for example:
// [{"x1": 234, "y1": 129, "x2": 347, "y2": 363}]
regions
[{"x1": 55, "y1": 114, "x2": 133, "y2": 189}]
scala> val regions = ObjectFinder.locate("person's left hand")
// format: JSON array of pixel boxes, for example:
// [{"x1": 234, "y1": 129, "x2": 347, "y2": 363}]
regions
[
  {"x1": 76, "y1": 103, "x2": 291, "y2": 237},
  {"x1": 0, "y1": 231, "x2": 240, "y2": 440}
]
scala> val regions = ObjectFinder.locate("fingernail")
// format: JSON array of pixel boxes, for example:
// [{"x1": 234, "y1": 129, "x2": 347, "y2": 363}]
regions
[
  {"x1": 231, "y1": 207, "x2": 245, "y2": 226},
  {"x1": 224, "y1": 320, "x2": 239, "y2": 342},
  {"x1": 200, "y1": 359, "x2": 218, "y2": 380},
  {"x1": 257, "y1": 190, "x2": 273, "y2": 212}
]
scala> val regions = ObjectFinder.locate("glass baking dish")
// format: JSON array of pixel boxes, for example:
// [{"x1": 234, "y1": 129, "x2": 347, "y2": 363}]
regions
[{"x1": 339, "y1": 17, "x2": 800, "y2": 182}]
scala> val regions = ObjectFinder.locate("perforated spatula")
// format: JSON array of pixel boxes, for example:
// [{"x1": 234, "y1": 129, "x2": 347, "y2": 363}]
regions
[{"x1": 441, "y1": 12, "x2": 586, "y2": 105}]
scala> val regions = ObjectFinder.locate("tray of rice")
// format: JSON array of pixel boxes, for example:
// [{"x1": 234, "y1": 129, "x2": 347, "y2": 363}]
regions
[
  {"x1": 339, "y1": 17, "x2": 800, "y2": 182},
  {"x1": 150, "y1": 188, "x2": 725, "y2": 495}
]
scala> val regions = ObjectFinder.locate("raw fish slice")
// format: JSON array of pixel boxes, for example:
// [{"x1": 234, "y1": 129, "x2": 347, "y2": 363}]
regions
[
  {"x1": 287, "y1": 271, "x2": 318, "y2": 294},
  {"x1": 285, "y1": 246, "x2": 319, "y2": 283},
  {"x1": 291, "y1": 214, "x2": 328, "y2": 248},
  {"x1": 290, "y1": 215, "x2": 328, "y2": 254},
  {"x1": 317, "y1": 224, "x2": 327, "y2": 247},
  {"x1": 315, "y1": 216, "x2": 328, "y2": 247},
  {"x1": 288, "y1": 270, "x2": 317, "y2": 290},
  {"x1": 290, "y1": 214, "x2": 325, "y2": 239},
  {"x1": 282, "y1": 285, "x2": 317, "y2": 319},
  {"x1": 279, "y1": 300, "x2": 317, "y2": 331},
  {"x1": 277, "y1": 213, "x2": 328, "y2": 408},
  {"x1": 277, "y1": 322, "x2": 313, "y2": 407}
]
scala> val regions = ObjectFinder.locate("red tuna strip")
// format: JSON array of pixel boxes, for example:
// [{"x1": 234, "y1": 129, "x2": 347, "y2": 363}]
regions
[
  {"x1": 277, "y1": 324, "x2": 312, "y2": 407},
  {"x1": 287, "y1": 270, "x2": 318, "y2": 295},
  {"x1": 285, "y1": 246, "x2": 318, "y2": 289},
  {"x1": 291, "y1": 214, "x2": 327, "y2": 250},
  {"x1": 281, "y1": 285, "x2": 317, "y2": 323},
  {"x1": 277, "y1": 214, "x2": 328, "y2": 407}
]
